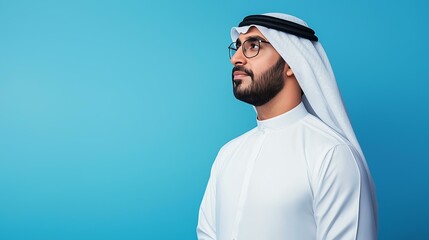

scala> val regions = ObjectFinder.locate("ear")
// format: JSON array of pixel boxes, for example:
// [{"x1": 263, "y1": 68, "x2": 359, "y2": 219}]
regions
[{"x1": 286, "y1": 65, "x2": 294, "y2": 77}]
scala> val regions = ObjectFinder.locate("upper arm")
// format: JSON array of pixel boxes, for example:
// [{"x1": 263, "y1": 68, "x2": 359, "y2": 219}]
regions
[
  {"x1": 197, "y1": 172, "x2": 217, "y2": 240},
  {"x1": 312, "y1": 144, "x2": 376, "y2": 240},
  {"x1": 197, "y1": 149, "x2": 223, "y2": 240}
]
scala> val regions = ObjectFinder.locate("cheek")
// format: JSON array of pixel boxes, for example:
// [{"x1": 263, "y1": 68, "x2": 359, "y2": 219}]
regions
[{"x1": 253, "y1": 57, "x2": 278, "y2": 74}]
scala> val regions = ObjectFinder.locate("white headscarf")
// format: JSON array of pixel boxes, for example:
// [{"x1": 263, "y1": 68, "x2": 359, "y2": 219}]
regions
[{"x1": 231, "y1": 13, "x2": 372, "y2": 176}]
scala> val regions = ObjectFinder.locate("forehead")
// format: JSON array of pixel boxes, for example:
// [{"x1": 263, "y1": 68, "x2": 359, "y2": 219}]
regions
[{"x1": 236, "y1": 26, "x2": 268, "y2": 42}]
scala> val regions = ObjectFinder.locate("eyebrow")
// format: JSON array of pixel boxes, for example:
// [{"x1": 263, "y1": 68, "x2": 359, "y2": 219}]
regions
[{"x1": 236, "y1": 35, "x2": 267, "y2": 45}]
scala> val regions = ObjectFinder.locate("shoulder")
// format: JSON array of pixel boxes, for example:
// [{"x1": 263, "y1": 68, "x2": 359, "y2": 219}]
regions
[
  {"x1": 208, "y1": 127, "x2": 257, "y2": 174},
  {"x1": 215, "y1": 127, "x2": 257, "y2": 160},
  {"x1": 298, "y1": 114, "x2": 362, "y2": 176},
  {"x1": 301, "y1": 113, "x2": 350, "y2": 148}
]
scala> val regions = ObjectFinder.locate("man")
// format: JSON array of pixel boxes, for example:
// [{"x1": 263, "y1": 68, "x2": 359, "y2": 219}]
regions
[{"x1": 197, "y1": 13, "x2": 377, "y2": 240}]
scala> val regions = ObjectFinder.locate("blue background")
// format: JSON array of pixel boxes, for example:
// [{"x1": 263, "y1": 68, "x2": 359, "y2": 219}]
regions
[{"x1": 0, "y1": 0, "x2": 428, "y2": 239}]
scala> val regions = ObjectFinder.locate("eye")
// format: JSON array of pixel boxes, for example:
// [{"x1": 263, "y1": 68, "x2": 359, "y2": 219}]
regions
[{"x1": 246, "y1": 40, "x2": 260, "y2": 51}]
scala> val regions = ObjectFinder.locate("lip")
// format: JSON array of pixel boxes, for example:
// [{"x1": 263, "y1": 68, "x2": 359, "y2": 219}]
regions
[{"x1": 233, "y1": 71, "x2": 249, "y2": 79}]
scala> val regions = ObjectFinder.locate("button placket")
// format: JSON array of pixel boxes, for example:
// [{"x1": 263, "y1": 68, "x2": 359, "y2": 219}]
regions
[{"x1": 230, "y1": 131, "x2": 267, "y2": 240}]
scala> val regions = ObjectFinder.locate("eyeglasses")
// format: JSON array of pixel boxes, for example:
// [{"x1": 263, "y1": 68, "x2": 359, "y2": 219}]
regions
[{"x1": 228, "y1": 38, "x2": 271, "y2": 59}]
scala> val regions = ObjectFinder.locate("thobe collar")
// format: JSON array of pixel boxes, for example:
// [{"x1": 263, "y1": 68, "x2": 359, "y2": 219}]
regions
[{"x1": 257, "y1": 102, "x2": 308, "y2": 130}]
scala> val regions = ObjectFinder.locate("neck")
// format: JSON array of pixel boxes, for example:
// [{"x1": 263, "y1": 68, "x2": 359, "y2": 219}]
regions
[{"x1": 256, "y1": 96, "x2": 301, "y2": 120}]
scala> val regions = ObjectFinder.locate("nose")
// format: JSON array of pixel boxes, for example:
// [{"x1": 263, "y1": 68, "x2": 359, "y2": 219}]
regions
[{"x1": 230, "y1": 46, "x2": 247, "y2": 66}]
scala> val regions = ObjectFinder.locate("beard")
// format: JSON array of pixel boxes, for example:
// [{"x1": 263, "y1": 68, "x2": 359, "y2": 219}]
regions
[{"x1": 232, "y1": 57, "x2": 286, "y2": 106}]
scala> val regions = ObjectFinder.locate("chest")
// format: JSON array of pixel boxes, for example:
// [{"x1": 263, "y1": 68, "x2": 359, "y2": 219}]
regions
[{"x1": 217, "y1": 131, "x2": 314, "y2": 214}]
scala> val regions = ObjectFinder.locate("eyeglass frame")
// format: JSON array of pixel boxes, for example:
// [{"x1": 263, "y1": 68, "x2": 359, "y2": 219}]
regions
[{"x1": 228, "y1": 38, "x2": 271, "y2": 59}]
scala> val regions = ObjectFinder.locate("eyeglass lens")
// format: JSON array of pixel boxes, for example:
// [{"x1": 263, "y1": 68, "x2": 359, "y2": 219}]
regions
[{"x1": 229, "y1": 39, "x2": 262, "y2": 59}]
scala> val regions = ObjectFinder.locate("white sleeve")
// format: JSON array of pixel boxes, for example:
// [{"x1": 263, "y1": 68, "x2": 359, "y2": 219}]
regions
[
  {"x1": 196, "y1": 164, "x2": 217, "y2": 240},
  {"x1": 312, "y1": 144, "x2": 377, "y2": 240}
]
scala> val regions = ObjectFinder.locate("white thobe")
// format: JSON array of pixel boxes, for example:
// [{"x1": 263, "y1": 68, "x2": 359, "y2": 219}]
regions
[{"x1": 197, "y1": 102, "x2": 377, "y2": 240}]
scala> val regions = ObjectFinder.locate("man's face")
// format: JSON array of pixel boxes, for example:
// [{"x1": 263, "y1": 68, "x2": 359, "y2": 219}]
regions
[{"x1": 231, "y1": 27, "x2": 286, "y2": 106}]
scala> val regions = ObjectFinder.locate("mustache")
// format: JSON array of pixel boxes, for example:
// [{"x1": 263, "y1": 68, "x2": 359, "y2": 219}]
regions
[{"x1": 232, "y1": 66, "x2": 254, "y2": 79}]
